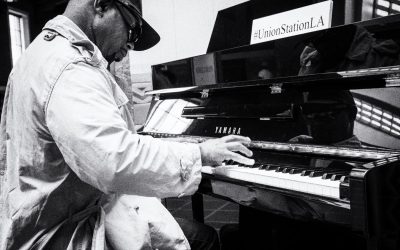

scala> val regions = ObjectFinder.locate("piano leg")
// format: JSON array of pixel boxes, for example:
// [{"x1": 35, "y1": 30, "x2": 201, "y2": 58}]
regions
[
  {"x1": 365, "y1": 236, "x2": 400, "y2": 250},
  {"x1": 191, "y1": 193, "x2": 204, "y2": 223}
]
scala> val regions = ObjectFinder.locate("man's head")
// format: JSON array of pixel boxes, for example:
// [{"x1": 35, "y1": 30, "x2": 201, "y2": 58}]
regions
[
  {"x1": 258, "y1": 68, "x2": 273, "y2": 79},
  {"x1": 64, "y1": 0, "x2": 160, "y2": 63},
  {"x1": 302, "y1": 90, "x2": 358, "y2": 144}
]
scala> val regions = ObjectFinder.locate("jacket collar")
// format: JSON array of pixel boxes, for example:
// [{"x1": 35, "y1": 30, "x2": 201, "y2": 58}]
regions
[{"x1": 43, "y1": 15, "x2": 108, "y2": 68}]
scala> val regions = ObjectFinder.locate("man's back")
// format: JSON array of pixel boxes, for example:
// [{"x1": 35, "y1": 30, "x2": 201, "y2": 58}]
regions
[
  {"x1": 0, "y1": 15, "x2": 209, "y2": 250},
  {"x1": 0, "y1": 16, "x2": 108, "y2": 249}
]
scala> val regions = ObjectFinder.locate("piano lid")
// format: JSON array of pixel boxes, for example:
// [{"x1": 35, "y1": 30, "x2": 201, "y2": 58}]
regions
[{"x1": 151, "y1": 14, "x2": 400, "y2": 93}]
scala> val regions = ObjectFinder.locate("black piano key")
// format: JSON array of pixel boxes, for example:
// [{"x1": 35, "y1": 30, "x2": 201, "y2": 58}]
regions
[
  {"x1": 322, "y1": 170, "x2": 347, "y2": 180},
  {"x1": 289, "y1": 168, "x2": 303, "y2": 174},
  {"x1": 258, "y1": 164, "x2": 267, "y2": 170},
  {"x1": 301, "y1": 169, "x2": 312, "y2": 176},
  {"x1": 322, "y1": 173, "x2": 332, "y2": 179},
  {"x1": 253, "y1": 163, "x2": 262, "y2": 168},
  {"x1": 323, "y1": 173, "x2": 341, "y2": 180},
  {"x1": 284, "y1": 167, "x2": 304, "y2": 174},
  {"x1": 340, "y1": 176, "x2": 349, "y2": 183},
  {"x1": 264, "y1": 165, "x2": 279, "y2": 171},
  {"x1": 309, "y1": 171, "x2": 324, "y2": 177},
  {"x1": 249, "y1": 163, "x2": 260, "y2": 168},
  {"x1": 301, "y1": 167, "x2": 326, "y2": 176},
  {"x1": 331, "y1": 174, "x2": 343, "y2": 181},
  {"x1": 276, "y1": 166, "x2": 286, "y2": 172}
]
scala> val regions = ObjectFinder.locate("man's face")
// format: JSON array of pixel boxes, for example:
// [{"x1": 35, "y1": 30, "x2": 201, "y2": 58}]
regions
[
  {"x1": 92, "y1": 4, "x2": 130, "y2": 62},
  {"x1": 305, "y1": 108, "x2": 353, "y2": 144}
]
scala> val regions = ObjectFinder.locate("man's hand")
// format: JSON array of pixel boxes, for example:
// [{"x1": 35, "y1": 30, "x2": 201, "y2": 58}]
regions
[{"x1": 199, "y1": 135, "x2": 255, "y2": 166}]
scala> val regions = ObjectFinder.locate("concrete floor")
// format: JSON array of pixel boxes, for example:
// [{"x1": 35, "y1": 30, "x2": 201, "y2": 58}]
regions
[{"x1": 164, "y1": 195, "x2": 239, "y2": 231}]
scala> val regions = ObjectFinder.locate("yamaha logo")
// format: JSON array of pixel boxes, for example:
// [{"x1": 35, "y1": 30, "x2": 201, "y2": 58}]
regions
[{"x1": 215, "y1": 126, "x2": 241, "y2": 135}]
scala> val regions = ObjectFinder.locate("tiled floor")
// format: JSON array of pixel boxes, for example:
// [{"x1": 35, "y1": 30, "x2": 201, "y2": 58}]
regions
[{"x1": 164, "y1": 195, "x2": 239, "y2": 231}]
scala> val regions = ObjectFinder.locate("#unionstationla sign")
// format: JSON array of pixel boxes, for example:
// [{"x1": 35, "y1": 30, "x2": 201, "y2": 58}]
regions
[{"x1": 250, "y1": 1, "x2": 333, "y2": 44}]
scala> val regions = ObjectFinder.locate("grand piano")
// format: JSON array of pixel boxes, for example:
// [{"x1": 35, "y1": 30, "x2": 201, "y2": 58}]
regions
[{"x1": 139, "y1": 7, "x2": 400, "y2": 250}]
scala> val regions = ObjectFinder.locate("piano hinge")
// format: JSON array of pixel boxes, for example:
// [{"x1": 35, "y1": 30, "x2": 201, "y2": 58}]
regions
[
  {"x1": 201, "y1": 89, "x2": 210, "y2": 99},
  {"x1": 270, "y1": 83, "x2": 283, "y2": 94}
]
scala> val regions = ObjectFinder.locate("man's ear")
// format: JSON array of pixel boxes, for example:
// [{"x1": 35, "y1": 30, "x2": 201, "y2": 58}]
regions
[{"x1": 93, "y1": 0, "x2": 113, "y2": 14}]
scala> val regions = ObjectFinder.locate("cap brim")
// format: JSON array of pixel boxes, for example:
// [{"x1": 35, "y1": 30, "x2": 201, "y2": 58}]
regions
[
  {"x1": 134, "y1": 18, "x2": 160, "y2": 51},
  {"x1": 117, "y1": 4, "x2": 160, "y2": 51}
]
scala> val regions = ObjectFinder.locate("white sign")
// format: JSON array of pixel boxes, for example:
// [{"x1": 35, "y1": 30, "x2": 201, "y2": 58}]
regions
[{"x1": 250, "y1": 1, "x2": 333, "y2": 45}]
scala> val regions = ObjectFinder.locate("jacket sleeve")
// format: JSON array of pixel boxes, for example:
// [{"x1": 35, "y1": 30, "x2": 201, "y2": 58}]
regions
[{"x1": 45, "y1": 62, "x2": 202, "y2": 198}]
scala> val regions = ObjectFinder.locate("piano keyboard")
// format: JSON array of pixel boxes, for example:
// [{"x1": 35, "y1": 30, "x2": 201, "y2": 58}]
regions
[{"x1": 201, "y1": 163, "x2": 349, "y2": 200}]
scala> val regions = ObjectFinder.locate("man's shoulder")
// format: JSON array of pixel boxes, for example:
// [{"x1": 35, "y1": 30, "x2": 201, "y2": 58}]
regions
[
  {"x1": 9, "y1": 30, "x2": 104, "y2": 107},
  {"x1": 35, "y1": 30, "x2": 88, "y2": 63},
  {"x1": 17, "y1": 29, "x2": 103, "y2": 84},
  {"x1": 17, "y1": 30, "x2": 84, "y2": 80}
]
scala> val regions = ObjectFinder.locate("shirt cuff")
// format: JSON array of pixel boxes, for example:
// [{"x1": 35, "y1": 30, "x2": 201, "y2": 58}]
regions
[{"x1": 176, "y1": 143, "x2": 202, "y2": 196}]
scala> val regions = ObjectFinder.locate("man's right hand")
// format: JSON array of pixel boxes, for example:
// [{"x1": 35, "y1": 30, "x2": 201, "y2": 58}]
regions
[{"x1": 199, "y1": 135, "x2": 255, "y2": 166}]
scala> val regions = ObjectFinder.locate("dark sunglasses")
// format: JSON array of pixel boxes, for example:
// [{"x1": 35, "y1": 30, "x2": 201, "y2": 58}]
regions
[
  {"x1": 114, "y1": 0, "x2": 143, "y2": 44},
  {"x1": 301, "y1": 103, "x2": 353, "y2": 121},
  {"x1": 301, "y1": 103, "x2": 351, "y2": 114}
]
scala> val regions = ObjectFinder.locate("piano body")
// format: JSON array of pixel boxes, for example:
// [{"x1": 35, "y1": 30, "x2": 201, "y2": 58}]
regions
[{"x1": 140, "y1": 13, "x2": 400, "y2": 250}]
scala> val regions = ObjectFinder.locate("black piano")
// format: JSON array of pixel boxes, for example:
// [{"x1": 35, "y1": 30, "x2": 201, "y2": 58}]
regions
[{"x1": 140, "y1": 11, "x2": 400, "y2": 250}]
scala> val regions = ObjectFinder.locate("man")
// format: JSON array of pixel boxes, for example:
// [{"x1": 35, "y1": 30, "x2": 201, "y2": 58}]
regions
[
  {"x1": 292, "y1": 90, "x2": 360, "y2": 147},
  {"x1": 0, "y1": 0, "x2": 254, "y2": 249}
]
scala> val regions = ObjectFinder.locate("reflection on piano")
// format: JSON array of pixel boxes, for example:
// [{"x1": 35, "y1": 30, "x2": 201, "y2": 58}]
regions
[{"x1": 141, "y1": 12, "x2": 400, "y2": 250}]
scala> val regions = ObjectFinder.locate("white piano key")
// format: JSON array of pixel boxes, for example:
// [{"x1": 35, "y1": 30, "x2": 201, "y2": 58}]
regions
[{"x1": 202, "y1": 165, "x2": 342, "y2": 199}]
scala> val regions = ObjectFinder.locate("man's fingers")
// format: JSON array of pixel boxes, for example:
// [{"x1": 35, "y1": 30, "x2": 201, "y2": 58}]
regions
[
  {"x1": 220, "y1": 135, "x2": 251, "y2": 144},
  {"x1": 228, "y1": 152, "x2": 255, "y2": 166},
  {"x1": 226, "y1": 142, "x2": 253, "y2": 157},
  {"x1": 200, "y1": 135, "x2": 254, "y2": 166}
]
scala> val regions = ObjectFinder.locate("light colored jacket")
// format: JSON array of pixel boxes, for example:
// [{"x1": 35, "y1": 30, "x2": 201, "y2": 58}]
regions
[{"x1": 0, "y1": 15, "x2": 202, "y2": 250}]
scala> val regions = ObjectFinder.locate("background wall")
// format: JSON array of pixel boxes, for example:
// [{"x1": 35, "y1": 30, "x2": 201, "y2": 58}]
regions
[
  {"x1": 127, "y1": 0, "x2": 249, "y2": 125},
  {"x1": 130, "y1": 0, "x2": 249, "y2": 75}
]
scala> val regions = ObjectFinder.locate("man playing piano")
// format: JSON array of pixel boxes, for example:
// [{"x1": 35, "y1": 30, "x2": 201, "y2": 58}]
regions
[{"x1": 0, "y1": 0, "x2": 255, "y2": 249}]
